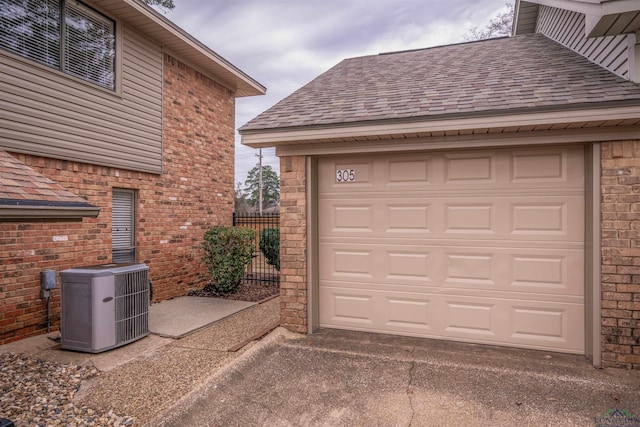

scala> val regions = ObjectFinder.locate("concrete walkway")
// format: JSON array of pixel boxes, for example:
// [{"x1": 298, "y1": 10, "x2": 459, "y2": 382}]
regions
[
  {"x1": 149, "y1": 296, "x2": 256, "y2": 338},
  {"x1": 0, "y1": 296, "x2": 280, "y2": 424},
  {"x1": 156, "y1": 328, "x2": 640, "y2": 427},
  {"x1": 4, "y1": 299, "x2": 640, "y2": 426}
]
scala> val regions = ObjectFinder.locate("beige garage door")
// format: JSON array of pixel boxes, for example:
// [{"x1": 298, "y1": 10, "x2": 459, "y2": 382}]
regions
[{"x1": 318, "y1": 146, "x2": 585, "y2": 353}]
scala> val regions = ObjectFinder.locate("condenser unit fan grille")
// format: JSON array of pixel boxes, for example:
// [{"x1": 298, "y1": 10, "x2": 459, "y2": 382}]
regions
[{"x1": 115, "y1": 268, "x2": 149, "y2": 345}]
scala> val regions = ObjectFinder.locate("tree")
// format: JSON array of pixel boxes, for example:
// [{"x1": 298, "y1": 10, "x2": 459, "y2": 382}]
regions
[
  {"x1": 140, "y1": 0, "x2": 175, "y2": 12},
  {"x1": 234, "y1": 181, "x2": 250, "y2": 214},
  {"x1": 464, "y1": 2, "x2": 514, "y2": 41},
  {"x1": 244, "y1": 164, "x2": 280, "y2": 210}
]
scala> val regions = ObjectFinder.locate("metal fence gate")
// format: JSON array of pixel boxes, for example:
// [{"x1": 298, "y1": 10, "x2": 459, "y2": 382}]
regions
[{"x1": 233, "y1": 212, "x2": 280, "y2": 283}]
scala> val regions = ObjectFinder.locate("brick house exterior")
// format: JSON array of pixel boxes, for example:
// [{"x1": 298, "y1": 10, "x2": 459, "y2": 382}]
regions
[
  {"x1": 0, "y1": 2, "x2": 264, "y2": 344},
  {"x1": 600, "y1": 141, "x2": 640, "y2": 367},
  {"x1": 241, "y1": 0, "x2": 640, "y2": 368}
]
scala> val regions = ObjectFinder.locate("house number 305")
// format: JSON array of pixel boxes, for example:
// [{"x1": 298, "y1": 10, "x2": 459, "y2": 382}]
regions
[{"x1": 336, "y1": 169, "x2": 356, "y2": 182}]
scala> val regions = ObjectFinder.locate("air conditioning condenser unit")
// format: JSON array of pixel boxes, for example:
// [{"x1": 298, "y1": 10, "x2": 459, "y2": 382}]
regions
[{"x1": 60, "y1": 263, "x2": 149, "y2": 353}]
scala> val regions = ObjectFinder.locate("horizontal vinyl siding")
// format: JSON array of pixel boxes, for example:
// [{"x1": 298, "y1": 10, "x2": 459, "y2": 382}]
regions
[
  {"x1": 515, "y1": 2, "x2": 539, "y2": 35},
  {"x1": 536, "y1": 5, "x2": 632, "y2": 79},
  {"x1": 0, "y1": 23, "x2": 163, "y2": 174}
]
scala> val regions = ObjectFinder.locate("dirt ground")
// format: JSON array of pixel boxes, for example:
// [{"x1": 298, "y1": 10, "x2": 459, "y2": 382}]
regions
[{"x1": 186, "y1": 277, "x2": 279, "y2": 302}]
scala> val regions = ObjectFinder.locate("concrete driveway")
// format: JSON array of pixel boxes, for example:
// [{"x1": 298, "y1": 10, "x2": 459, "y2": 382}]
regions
[{"x1": 155, "y1": 328, "x2": 640, "y2": 427}]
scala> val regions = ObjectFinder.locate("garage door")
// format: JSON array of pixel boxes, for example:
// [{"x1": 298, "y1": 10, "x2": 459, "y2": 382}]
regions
[{"x1": 318, "y1": 146, "x2": 584, "y2": 353}]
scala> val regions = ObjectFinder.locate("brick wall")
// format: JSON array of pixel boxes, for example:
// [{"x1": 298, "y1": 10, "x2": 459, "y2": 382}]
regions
[
  {"x1": 0, "y1": 53, "x2": 235, "y2": 344},
  {"x1": 600, "y1": 140, "x2": 640, "y2": 369},
  {"x1": 278, "y1": 156, "x2": 307, "y2": 333}
]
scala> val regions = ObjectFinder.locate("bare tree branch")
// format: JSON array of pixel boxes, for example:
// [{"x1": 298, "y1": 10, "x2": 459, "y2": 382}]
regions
[{"x1": 464, "y1": 2, "x2": 514, "y2": 41}]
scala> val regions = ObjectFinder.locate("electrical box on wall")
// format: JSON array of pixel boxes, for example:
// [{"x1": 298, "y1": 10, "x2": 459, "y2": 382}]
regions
[
  {"x1": 40, "y1": 270, "x2": 56, "y2": 290},
  {"x1": 40, "y1": 269, "x2": 56, "y2": 299}
]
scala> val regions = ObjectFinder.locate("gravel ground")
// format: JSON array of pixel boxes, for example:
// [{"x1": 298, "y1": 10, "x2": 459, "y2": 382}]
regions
[
  {"x1": 0, "y1": 297, "x2": 281, "y2": 427},
  {"x1": 0, "y1": 352, "x2": 134, "y2": 426}
]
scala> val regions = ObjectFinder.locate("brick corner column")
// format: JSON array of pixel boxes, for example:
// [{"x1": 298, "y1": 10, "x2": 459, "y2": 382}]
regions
[{"x1": 279, "y1": 156, "x2": 308, "y2": 333}]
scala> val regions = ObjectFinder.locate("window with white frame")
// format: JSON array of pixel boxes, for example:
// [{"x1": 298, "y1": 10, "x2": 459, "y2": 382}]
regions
[
  {"x1": 112, "y1": 189, "x2": 136, "y2": 263},
  {"x1": 0, "y1": 0, "x2": 116, "y2": 90}
]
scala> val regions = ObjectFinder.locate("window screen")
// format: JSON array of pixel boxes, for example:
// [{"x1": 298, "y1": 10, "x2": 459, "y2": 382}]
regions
[
  {"x1": 64, "y1": 1, "x2": 115, "y2": 90},
  {"x1": 0, "y1": 0, "x2": 115, "y2": 90},
  {"x1": 0, "y1": 0, "x2": 61, "y2": 68},
  {"x1": 112, "y1": 189, "x2": 135, "y2": 263}
]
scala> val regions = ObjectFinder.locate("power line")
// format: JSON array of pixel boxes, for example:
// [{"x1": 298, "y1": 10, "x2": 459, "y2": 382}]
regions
[{"x1": 257, "y1": 148, "x2": 263, "y2": 216}]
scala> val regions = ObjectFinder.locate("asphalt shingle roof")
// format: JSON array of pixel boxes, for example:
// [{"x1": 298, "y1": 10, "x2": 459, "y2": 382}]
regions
[
  {"x1": 241, "y1": 33, "x2": 640, "y2": 132},
  {"x1": 0, "y1": 150, "x2": 95, "y2": 208}
]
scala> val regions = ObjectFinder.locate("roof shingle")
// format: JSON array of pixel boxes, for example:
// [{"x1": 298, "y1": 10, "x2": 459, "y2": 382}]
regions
[
  {"x1": 240, "y1": 33, "x2": 640, "y2": 132},
  {"x1": 0, "y1": 150, "x2": 94, "y2": 207}
]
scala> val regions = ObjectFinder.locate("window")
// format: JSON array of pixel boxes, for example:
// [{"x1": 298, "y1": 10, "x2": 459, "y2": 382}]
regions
[
  {"x1": 0, "y1": 0, "x2": 115, "y2": 90},
  {"x1": 112, "y1": 189, "x2": 136, "y2": 263}
]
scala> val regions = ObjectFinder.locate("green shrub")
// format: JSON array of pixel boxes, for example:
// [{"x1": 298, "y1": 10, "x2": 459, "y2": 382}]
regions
[
  {"x1": 259, "y1": 227, "x2": 280, "y2": 271},
  {"x1": 202, "y1": 226, "x2": 256, "y2": 293}
]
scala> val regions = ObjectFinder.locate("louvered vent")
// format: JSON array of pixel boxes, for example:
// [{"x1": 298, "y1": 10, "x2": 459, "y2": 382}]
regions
[{"x1": 112, "y1": 189, "x2": 136, "y2": 263}]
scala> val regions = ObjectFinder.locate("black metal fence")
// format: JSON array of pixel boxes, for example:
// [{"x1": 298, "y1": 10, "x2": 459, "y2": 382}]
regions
[{"x1": 233, "y1": 212, "x2": 280, "y2": 283}]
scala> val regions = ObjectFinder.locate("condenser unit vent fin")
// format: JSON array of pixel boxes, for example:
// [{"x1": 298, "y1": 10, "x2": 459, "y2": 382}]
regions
[{"x1": 115, "y1": 268, "x2": 149, "y2": 345}]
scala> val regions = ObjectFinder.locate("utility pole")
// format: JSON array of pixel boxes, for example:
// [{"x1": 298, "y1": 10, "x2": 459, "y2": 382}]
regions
[{"x1": 257, "y1": 148, "x2": 263, "y2": 215}]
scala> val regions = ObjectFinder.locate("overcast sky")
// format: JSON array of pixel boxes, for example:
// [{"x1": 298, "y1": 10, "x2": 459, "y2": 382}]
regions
[{"x1": 164, "y1": 0, "x2": 511, "y2": 186}]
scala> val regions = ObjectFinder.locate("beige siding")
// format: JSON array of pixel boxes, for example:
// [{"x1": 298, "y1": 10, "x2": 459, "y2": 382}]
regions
[
  {"x1": 536, "y1": 5, "x2": 632, "y2": 80},
  {"x1": 515, "y1": 1, "x2": 539, "y2": 35},
  {"x1": 0, "y1": 23, "x2": 163, "y2": 174}
]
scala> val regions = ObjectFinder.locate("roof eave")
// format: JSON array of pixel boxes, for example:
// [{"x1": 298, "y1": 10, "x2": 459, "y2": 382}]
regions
[
  {"x1": 95, "y1": 0, "x2": 266, "y2": 97},
  {"x1": 240, "y1": 102, "x2": 640, "y2": 148},
  {"x1": 514, "y1": 0, "x2": 640, "y2": 37},
  {"x1": 0, "y1": 205, "x2": 101, "y2": 221}
]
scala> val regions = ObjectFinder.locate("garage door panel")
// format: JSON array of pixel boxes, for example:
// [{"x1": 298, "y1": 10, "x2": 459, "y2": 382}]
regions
[
  {"x1": 509, "y1": 302, "x2": 584, "y2": 349},
  {"x1": 320, "y1": 147, "x2": 583, "y2": 194},
  {"x1": 509, "y1": 199, "x2": 584, "y2": 238},
  {"x1": 333, "y1": 293, "x2": 374, "y2": 324},
  {"x1": 444, "y1": 203, "x2": 494, "y2": 234},
  {"x1": 320, "y1": 287, "x2": 584, "y2": 352},
  {"x1": 332, "y1": 205, "x2": 374, "y2": 232},
  {"x1": 333, "y1": 249, "x2": 374, "y2": 278},
  {"x1": 320, "y1": 287, "x2": 434, "y2": 333},
  {"x1": 320, "y1": 243, "x2": 433, "y2": 286},
  {"x1": 320, "y1": 196, "x2": 583, "y2": 241},
  {"x1": 511, "y1": 151, "x2": 565, "y2": 181},
  {"x1": 319, "y1": 158, "x2": 374, "y2": 193},
  {"x1": 320, "y1": 198, "x2": 433, "y2": 237},
  {"x1": 509, "y1": 148, "x2": 586, "y2": 184},
  {"x1": 444, "y1": 252, "x2": 495, "y2": 285},
  {"x1": 386, "y1": 204, "x2": 432, "y2": 234},
  {"x1": 509, "y1": 196, "x2": 583, "y2": 240},
  {"x1": 321, "y1": 242, "x2": 583, "y2": 296},
  {"x1": 444, "y1": 301, "x2": 496, "y2": 335},
  {"x1": 510, "y1": 251, "x2": 583, "y2": 294},
  {"x1": 386, "y1": 297, "x2": 431, "y2": 328},
  {"x1": 444, "y1": 153, "x2": 496, "y2": 184},
  {"x1": 387, "y1": 157, "x2": 432, "y2": 185},
  {"x1": 318, "y1": 146, "x2": 585, "y2": 354},
  {"x1": 386, "y1": 250, "x2": 431, "y2": 281}
]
